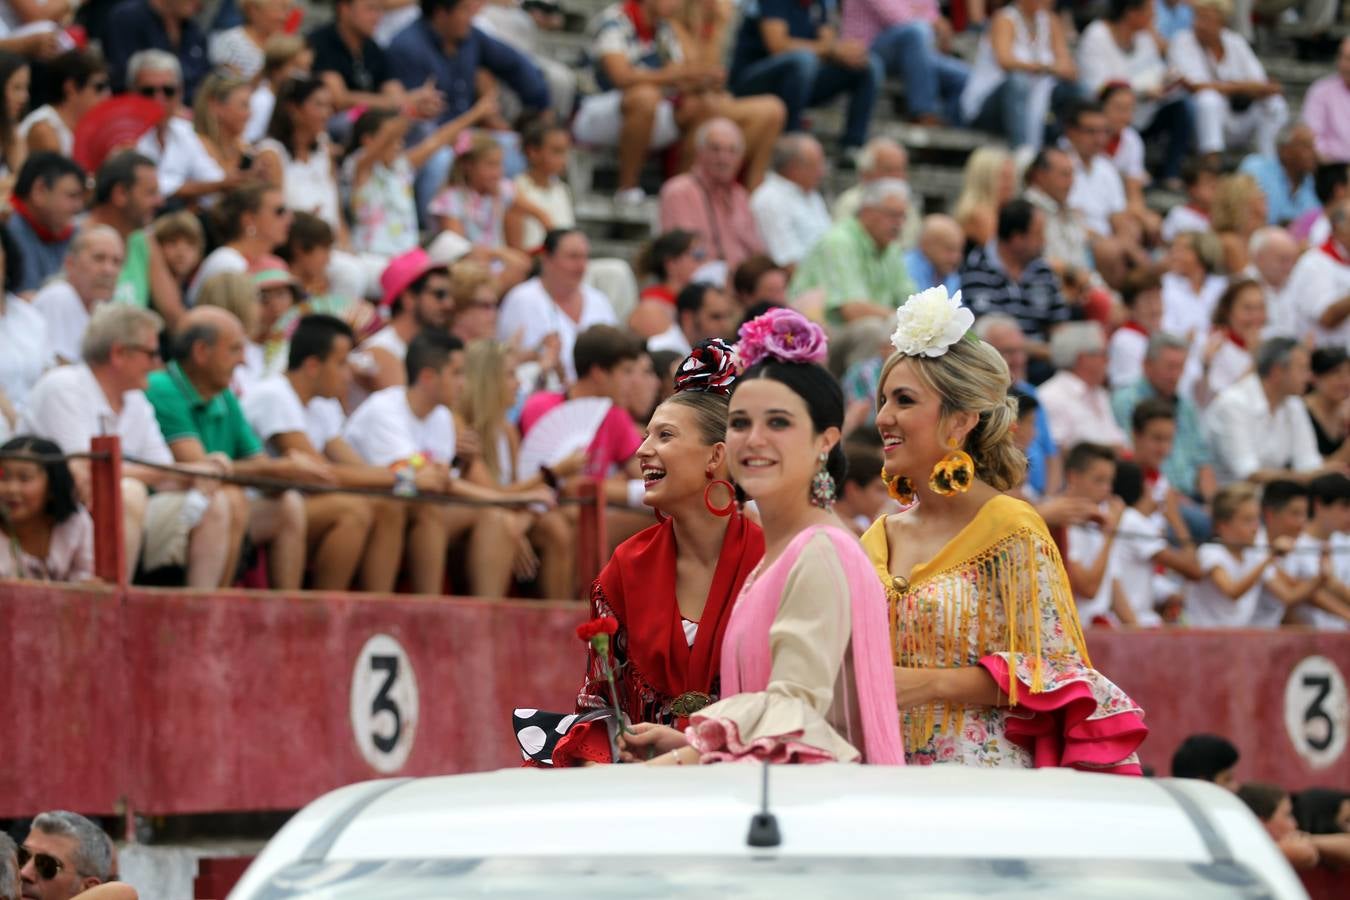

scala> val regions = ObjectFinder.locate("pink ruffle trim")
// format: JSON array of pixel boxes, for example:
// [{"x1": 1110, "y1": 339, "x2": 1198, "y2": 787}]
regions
[
  {"x1": 978, "y1": 655, "x2": 1148, "y2": 776},
  {"x1": 686, "y1": 717, "x2": 838, "y2": 765}
]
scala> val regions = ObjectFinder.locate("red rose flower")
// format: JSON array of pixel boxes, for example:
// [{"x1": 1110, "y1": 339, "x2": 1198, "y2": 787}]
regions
[{"x1": 575, "y1": 616, "x2": 619, "y2": 642}]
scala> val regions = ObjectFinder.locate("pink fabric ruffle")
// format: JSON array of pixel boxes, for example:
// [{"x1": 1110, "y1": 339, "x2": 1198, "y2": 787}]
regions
[
  {"x1": 687, "y1": 716, "x2": 838, "y2": 765},
  {"x1": 978, "y1": 655, "x2": 1148, "y2": 775}
]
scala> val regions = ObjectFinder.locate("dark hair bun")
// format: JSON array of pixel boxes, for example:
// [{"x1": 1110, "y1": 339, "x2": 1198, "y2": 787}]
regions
[{"x1": 674, "y1": 339, "x2": 739, "y2": 395}]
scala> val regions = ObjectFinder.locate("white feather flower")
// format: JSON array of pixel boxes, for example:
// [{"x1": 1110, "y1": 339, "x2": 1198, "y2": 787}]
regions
[{"x1": 889, "y1": 286, "x2": 975, "y2": 358}]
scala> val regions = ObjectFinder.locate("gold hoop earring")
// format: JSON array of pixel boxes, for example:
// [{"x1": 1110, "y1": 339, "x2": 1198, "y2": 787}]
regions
[
  {"x1": 880, "y1": 467, "x2": 915, "y2": 506},
  {"x1": 929, "y1": 438, "x2": 974, "y2": 496}
]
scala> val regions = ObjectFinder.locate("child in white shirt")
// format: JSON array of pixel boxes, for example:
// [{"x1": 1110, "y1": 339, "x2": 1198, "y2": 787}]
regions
[
  {"x1": 1109, "y1": 460, "x2": 1202, "y2": 626},
  {"x1": 1280, "y1": 474, "x2": 1350, "y2": 630},
  {"x1": 1187, "y1": 483, "x2": 1291, "y2": 627}
]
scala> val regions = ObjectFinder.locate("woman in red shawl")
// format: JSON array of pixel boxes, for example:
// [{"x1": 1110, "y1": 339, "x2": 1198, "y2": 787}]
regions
[{"x1": 577, "y1": 339, "x2": 763, "y2": 729}]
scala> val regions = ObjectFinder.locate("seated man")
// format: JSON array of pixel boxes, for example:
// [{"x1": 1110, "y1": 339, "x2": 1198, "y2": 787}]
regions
[
  {"x1": 1037, "y1": 321, "x2": 1128, "y2": 452},
  {"x1": 728, "y1": 0, "x2": 883, "y2": 155},
  {"x1": 20, "y1": 305, "x2": 234, "y2": 588},
  {"x1": 5, "y1": 151, "x2": 84, "y2": 295},
  {"x1": 647, "y1": 281, "x2": 738, "y2": 355},
  {"x1": 103, "y1": 0, "x2": 209, "y2": 99},
  {"x1": 1301, "y1": 36, "x2": 1350, "y2": 165},
  {"x1": 130, "y1": 50, "x2": 232, "y2": 206},
  {"x1": 309, "y1": 0, "x2": 444, "y2": 117},
  {"x1": 1239, "y1": 124, "x2": 1319, "y2": 226},
  {"x1": 34, "y1": 225, "x2": 124, "y2": 365},
  {"x1": 144, "y1": 307, "x2": 334, "y2": 590},
  {"x1": 789, "y1": 178, "x2": 915, "y2": 326},
  {"x1": 575, "y1": 0, "x2": 784, "y2": 201},
  {"x1": 1247, "y1": 225, "x2": 1302, "y2": 341},
  {"x1": 344, "y1": 330, "x2": 535, "y2": 595},
  {"x1": 750, "y1": 134, "x2": 832, "y2": 268},
  {"x1": 17, "y1": 811, "x2": 114, "y2": 897},
  {"x1": 904, "y1": 214, "x2": 963, "y2": 294},
  {"x1": 658, "y1": 118, "x2": 765, "y2": 272},
  {"x1": 1284, "y1": 197, "x2": 1350, "y2": 347},
  {"x1": 832, "y1": 136, "x2": 922, "y2": 248},
  {"x1": 355, "y1": 248, "x2": 454, "y2": 392}
]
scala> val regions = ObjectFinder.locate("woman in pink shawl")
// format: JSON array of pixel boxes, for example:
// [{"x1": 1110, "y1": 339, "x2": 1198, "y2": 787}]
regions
[{"x1": 621, "y1": 309, "x2": 905, "y2": 765}]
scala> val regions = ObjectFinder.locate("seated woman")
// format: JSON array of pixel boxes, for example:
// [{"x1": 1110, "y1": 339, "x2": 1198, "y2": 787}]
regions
[
  {"x1": 1210, "y1": 173, "x2": 1267, "y2": 275},
  {"x1": 573, "y1": 0, "x2": 784, "y2": 203},
  {"x1": 863, "y1": 288, "x2": 1146, "y2": 771},
  {"x1": 1099, "y1": 82, "x2": 1162, "y2": 245},
  {"x1": 1106, "y1": 269, "x2": 1163, "y2": 389},
  {"x1": 1160, "y1": 229, "x2": 1227, "y2": 343},
  {"x1": 628, "y1": 229, "x2": 702, "y2": 339},
  {"x1": 1303, "y1": 347, "x2": 1350, "y2": 466},
  {"x1": 1192, "y1": 277, "x2": 1265, "y2": 406},
  {"x1": 20, "y1": 48, "x2": 107, "y2": 158},
  {"x1": 953, "y1": 147, "x2": 1015, "y2": 249},
  {"x1": 0, "y1": 435, "x2": 96, "y2": 582}
]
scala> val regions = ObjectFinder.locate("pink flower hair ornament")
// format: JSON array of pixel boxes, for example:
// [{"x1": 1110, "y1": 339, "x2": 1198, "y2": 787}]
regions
[{"x1": 735, "y1": 307, "x2": 829, "y2": 369}]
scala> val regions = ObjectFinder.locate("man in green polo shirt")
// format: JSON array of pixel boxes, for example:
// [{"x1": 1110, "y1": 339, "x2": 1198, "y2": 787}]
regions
[
  {"x1": 788, "y1": 177, "x2": 916, "y2": 327},
  {"x1": 145, "y1": 307, "x2": 337, "y2": 590}
]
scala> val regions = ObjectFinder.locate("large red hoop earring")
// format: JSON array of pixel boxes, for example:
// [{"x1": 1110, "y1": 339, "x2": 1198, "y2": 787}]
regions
[{"x1": 704, "y1": 479, "x2": 736, "y2": 517}]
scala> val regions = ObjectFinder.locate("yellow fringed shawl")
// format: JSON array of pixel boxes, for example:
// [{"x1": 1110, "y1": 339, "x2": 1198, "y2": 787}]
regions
[{"x1": 860, "y1": 495, "x2": 1090, "y2": 752}]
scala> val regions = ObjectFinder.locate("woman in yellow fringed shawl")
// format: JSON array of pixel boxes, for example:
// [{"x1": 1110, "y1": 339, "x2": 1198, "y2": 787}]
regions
[{"x1": 860, "y1": 287, "x2": 1147, "y2": 772}]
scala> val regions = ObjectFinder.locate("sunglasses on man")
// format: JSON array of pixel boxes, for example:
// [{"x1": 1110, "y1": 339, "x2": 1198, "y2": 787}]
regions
[
  {"x1": 17, "y1": 846, "x2": 65, "y2": 881},
  {"x1": 137, "y1": 84, "x2": 178, "y2": 100}
]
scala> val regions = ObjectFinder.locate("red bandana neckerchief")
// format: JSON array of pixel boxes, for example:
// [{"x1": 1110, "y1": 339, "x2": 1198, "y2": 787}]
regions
[
  {"x1": 10, "y1": 195, "x2": 73, "y2": 244},
  {"x1": 623, "y1": 0, "x2": 655, "y2": 42},
  {"x1": 1322, "y1": 238, "x2": 1350, "y2": 267},
  {"x1": 1105, "y1": 132, "x2": 1123, "y2": 158},
  {"x1": 1225, "y1": 327, "x2": 1248, "y2": 349}
]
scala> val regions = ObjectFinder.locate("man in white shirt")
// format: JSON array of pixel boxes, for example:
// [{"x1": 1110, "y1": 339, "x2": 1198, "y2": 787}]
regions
[
  {"x1": 128, "y1": 50, "x2": 230, "y2": 203},
  {"x1": 1247, "y1": 226, "x2": 1302, "y2": 339},
  {"x1": 1023, "y1": 146, "x2": 1092, "y2": 274},
  {"x1": 1282, "y1": 197, "x2": 1350, "y2": 347},
  {"x1": 646, "y1": 282, "x2": 738, "y2": 356},
  {"x1": 354, "y1": 247, "x2": 454, "y2": 393},
  {"x1": 33, "y1": 225, "x2": 125, "y2": 365},
  {"x1": 18, "y1": 304, "x2": 234, "y2": 587},
  {"x1": 344, "y1": 330, "x2": 545, "y2": 595},
  {"x1": 1061, "y1": 443, "x2": 1123, "y2": 624},
  {"x1": 1038, "y1": 322, "x2": 1129, "y2": 452},
  {"x1": 1060, "y1": 100, "x2": 1144, "y2": 290},
  {"x1": 1205, "y1": 338, "x2": 1325, "y2": 485},
  {"x1": 749, "y1": 134, "x2": 832, "y2": 268}
]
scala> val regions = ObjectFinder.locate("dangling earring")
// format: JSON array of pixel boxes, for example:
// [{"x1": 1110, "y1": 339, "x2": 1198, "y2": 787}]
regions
[
  {"x1": 881, "y1": 467, "x2": 915, "y2": 506},
  {"x1": 810, "y1": 451, "x2": 835, "y2": 511},
  {"x1": 929, "y1": 437, "x2": 975, "y2": 497},
  {"x1": 704, "y1": 469, "x2": 736, "y2": 517}
]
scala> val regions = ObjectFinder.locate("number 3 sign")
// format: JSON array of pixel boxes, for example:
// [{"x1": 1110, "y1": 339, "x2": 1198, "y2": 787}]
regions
[
  {"x1": 350, "y1": 634, "x2": 420, "y2": 773},
  {"x1": 1284, "y1": 655, "x2": 1348, "y2": 769}
]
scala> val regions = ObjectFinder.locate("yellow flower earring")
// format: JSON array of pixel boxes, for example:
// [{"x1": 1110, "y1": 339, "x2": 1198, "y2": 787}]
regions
[
  {"x1": 928, "y1": 437, "x2": 975, "y2": 496},
  {"x1": 881, "y1": 467, "x2": 916, "y2": 505}
]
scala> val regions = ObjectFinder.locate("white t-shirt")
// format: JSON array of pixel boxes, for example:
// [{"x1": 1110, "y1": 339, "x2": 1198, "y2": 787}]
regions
[
  {"x1": 1077, "y1": 20, "x2": 1168, "y2": 107},
  {"x1": 1281, "y1": 530, "x2": 1350, "y2": 631},
  {"x1": 342, "y1": 385, "x2": 456, "y2": 467},
  {"x1": 1253, "y1": 527, "x2": 1300, "y2": 628},
  {"x1": 1107, "y1": 325, "x2": 1149, "y2": 389},
  {"x1": 246, "y1": 83, "x2": 275, "y2": 145},
  {"x1": 496, "y1": 278, "x2": 619, "y2": 382},
  {"x1": 1065, "y1": 147, "x2": 1128, "y2": 237},
  {"x1": 512, "y1": 174, "x2": 575, "y2": 252},
  {"x1": 257, "y1": 134, "x2": 343, "y2": 232},
  {"x1": 135, "y1": 117, "x2": 226, "y2": 201},
  {"x1": 1283, "y1": 245, "x2": 1350, "y2": 347},
  {"x1": 1161, "y1": 272, "x2": 1227, "y2": 340},
  {"x1": 187, "y1": 246, "x2": 249, "y2": 307},
  {"x1": 17, "y1": 105, "x2": 73, "y2": 157},
  {"x1": 33, "y1": 280, "x2": 95, "y2": 364},
  {"x1": 1067, "y1": 521, "x2": 1116, "y2": 623},
  {"x1": 1161, "y1": 204, "x2": 1210, "y2": 244},
  {"x1": 1167, "y1": 28, "x2": 1268, "y2": 89},
  {"x1": 242, "y1": 374, "x2": 347, "y2": 455},
  {"x1": 1205, "y1": 373, "x2": 1323, "y2": 484},
  {"x1": 0, "y1": 294, "x2": 54, "y2": 414},
  {"x1": 18, "y1": 363, "x2": 173, "y2": 464},
  {"x1": 1187, "y1": 541, "x2": 1271, "y2": 627},
  {"x1": 1108, "y1": 126, "x2": 1147, "y2": 183},
  {"x1": 1110, "y1": 506, "x2": 1168, "y2": 626}
]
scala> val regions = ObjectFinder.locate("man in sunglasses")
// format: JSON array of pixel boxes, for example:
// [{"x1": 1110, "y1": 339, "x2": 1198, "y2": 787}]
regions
[
  {"x1": 18, "y1": 810, "x2": 113, "y2": 898},
  {"x1": 129, "y1": 50, "x2": 234, "y2": 205}
]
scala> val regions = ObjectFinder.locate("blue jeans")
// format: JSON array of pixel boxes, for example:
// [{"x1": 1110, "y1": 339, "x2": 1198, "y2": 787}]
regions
[
  {"x1": 969, "y1": 72, "x2": 1081, "y2": 148},
  {"x1": 1141, "y1": 95, "x2": 1194, "y2": 182},
  {"x1": 871, "y1": 21, "x2": 969, "y2": 121},
  {"x1": 731, "y1": 49, "x2": 883, "y2": 148}
]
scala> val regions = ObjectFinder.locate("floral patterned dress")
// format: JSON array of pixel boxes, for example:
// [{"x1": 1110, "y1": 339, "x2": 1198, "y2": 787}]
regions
[{"x1": 861, "y1": 495, "x2": 1148, "y2": 772}]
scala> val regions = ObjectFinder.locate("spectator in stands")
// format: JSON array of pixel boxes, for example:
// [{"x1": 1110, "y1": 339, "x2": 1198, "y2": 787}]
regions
[
  {"x1": 17, "y1": 811, "x2": 113, "y2": 898},
  {"x1": 953, "y1": 146, "x2": 1014, "y2": 248},
  {"x1": 1284, "y1": 197, "x2": 1350, "y2": 348},
  {"x1": 1107, "y1": 270, "x2": 1163, "y2": 388},
  {"x1": 1061, "y1": 442, "x2": 1124, "y2": 623},
  {"x1": 146, "y1": 306, "x2": 324, "y2": 590},
  {"x1": 1294, "y1": 163, "x2": 1347, "y2": 248},
  {"x1": 1160, "y1": 229, "x2": 1227, "y2": 342},
  {"x1": 961, "y1": 198, "x2": 1069, "y2": 369},
  {"x1": 195, "y1": 74, "x2": 281, "y2": 190},
  {"x1": 510, "y1": 119, "x2": 574, "y2": 252},
  {"x1": 841, "y1": 0, "x2": 968, "y2": 127},
  {"x1": 1172, "y1": 733, "x2": 1239, "y2": 788},
  {"x1": 34, "y1": 225, "x2": 124, "y2": 365},
  {"x1": 245, "y1": 34, "x2": 313, "y2": 144},
  {"x1": 1284, "y1": 474, "x2": 1350, "y2": 628},
  {"x1": 1304, "y1": 348, "x2": 1350, "y2": 463},
  {"x1": 88, "y1": 153, "x2": 171, "y2": 317},
  {"x1": 130, "y1": 50, "x2": 231, "y2": 205},
  {"x1": 1168, "y1": 0, "x2": 1286, "y2": 161},
  {"x1": 629, "y1": 229, "x2": 702, "y2": 340},
  {"x1": 312, "y1": 0, "x2": 443, "y2": 124},
  {"x1": 447, "y1": 258, "x2": 497, "y2": 345},
  {"x1": 1247, "y1": 226, "x2": 1301, "y2": 340},
  {"x1": 1023, "y1": 145, "x2": 1091, "y2": 277},
  {"x1": 1205, "y1": 337, "x2": 1324, "y2": 485},
  {"x1": 1039, "y1": 322, "x2": 1126, "y2": 452},
  {"x1": 973, "y1": 313, "x2": 1061, "y2": 496},
  {"x1": 1301, "y1": 36, "x2": 1350, "y2": 164},
  {"x1": 19, "y1": 305, "x2": 234, "y2": 586},
  {"x1": 5, "y1": 151, "x2": 83, "y2": 294},
  {"x1": 497, "y1": 228, "x2": 618, "y2": 382},
  {"x1": 154, "y1": 211, "x2": 205, "y2": 295},
  {"x1": 1239, "y1": 784, "x2": 1324, "y2": 871},
  {"x1": 0, "y1": 435, "x2": 94, "y2": 582},
  {"x1": 727, "y1": 0, "x2": 882, "y2": 156},
  {"x1": 1188, "y1": 482, "x2": 1292, "y2": 627},
  {"x1": 732, "y1": 254, "x2": 788, "y2": 310},
  {"x1": 104, "y1": 0, "x2": 208, "y2": 98},
  {"x1": 1112, "y1": 333, "x2": 1216, "y2": 501},
  {"x1": 960, "y1": 0, "x2": 1078, "y2": 151},
  {"x1": 788, "y1": 178, "x2": 915, "y2": 326},
  {"x1": 0, "y1": 233, "x2": 51, "y2": 437},
  {"x1": 1161, "y1": 156, "x2": 1219, "y2": 243},
  {"x1": 1112, "y1": 454, "x2": 1202, "y2": 625},
  {"x1": 575, "y1": 0, "x2": 784, "y2": 202},
  {"x1": 1239, "y1": 123, "x2": 1319, "y2": 226},
  {"x1": 1077, "y1": 0, "x2": 1193, "y2": 186},
  {"x1": 189, "y1": 183, "x2": 292, "y2": 305},
  {"x1": 357, "y1": 248, "x2": 452, "y2": 391},
  {"x1": 20, "y1": 49, "x2": 106, "y2": 158},
  {"x1": 1098, "y1": 83, "x2": 1155, "y2": 233},
  {"x1": 750, "y1": 134, "x2": 831, "y2": 268},
  {"x1": 258, "y1": 76, "x2": 349, "y2": 245},
  {"x1": 659, "y1": 118, "x2": 765, "y2": 271},
  {"x1": 1197, "y1": 278, "x2": 1266, "y2": 404},
  {"x1": 344, "y1": 330, "x2": 528, "y2": 595},
  {"x1": 476, "y1": 0, "x2": 576, "y2": 123},
  {"x1": 1211, "y1": 172, "x2": 1267, "y2": 274},
  {"x1": 1255, "y1": 479, "x2": 1314, "y2": 627},
  {"x1": 0, "y1": 52, "x2": 28, "y2": 178},
  {"x1": 905, "y1": 214, "x2": 963, "y2": 294},
  {"x1": 832, "y1": 137, "x2": 920, "y2": 249},
  {"x1": 647, "y1": 281, "x2": 736, "y2": 356},
  {"x1": 210, "y1": 0, "x2": 292, "y2": 80}
]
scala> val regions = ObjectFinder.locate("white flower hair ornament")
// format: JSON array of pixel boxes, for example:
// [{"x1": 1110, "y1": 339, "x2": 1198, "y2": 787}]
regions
[{"x1": 890, "y1": 286, "x2": 976, "y2": 358}]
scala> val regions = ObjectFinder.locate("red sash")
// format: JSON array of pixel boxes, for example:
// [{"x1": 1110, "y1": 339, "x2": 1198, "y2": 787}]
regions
[{"x1": 1322, "y1": 238, "x2": 1350, "y2": 266}]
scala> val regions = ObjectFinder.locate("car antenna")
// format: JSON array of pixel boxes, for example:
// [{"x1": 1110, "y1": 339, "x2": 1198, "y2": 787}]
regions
[{"x1": 746, "y1": 762, "x2": 782, "y2": 848}]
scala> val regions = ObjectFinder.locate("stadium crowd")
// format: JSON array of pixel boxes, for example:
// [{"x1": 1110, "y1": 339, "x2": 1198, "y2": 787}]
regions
[{"x1": 0, "y1": 0, "x2": 1343, "y2": 633}]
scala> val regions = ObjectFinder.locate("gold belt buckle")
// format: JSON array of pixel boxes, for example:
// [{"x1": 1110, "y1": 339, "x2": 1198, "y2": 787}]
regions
[{"x1": 668, "y1": 691, "x2": 714, "y2": 718}]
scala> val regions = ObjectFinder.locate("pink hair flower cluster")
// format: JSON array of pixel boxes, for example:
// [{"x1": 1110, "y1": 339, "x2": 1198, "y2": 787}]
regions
[{"x1": 735, "y1": 307, "x2": 828, "y2": 369}]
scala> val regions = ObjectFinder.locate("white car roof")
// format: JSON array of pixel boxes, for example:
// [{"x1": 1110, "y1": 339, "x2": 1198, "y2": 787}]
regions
[{"x1": 230, "y1": 766, "x2": 1307, "y2": 900}]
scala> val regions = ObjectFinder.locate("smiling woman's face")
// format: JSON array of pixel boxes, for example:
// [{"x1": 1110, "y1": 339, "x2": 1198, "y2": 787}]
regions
[
  {"x1": 726, "y1": 377, "x2": 829, "y2": 504},
  {"x1": 874, "y1": 359, "x2": 948, "y2": 483}
]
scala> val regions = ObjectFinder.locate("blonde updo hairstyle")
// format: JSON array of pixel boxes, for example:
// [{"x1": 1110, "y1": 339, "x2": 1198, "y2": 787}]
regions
[{"x1": 875, "y1": 338, "x2": 1026, "y2": 491}]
